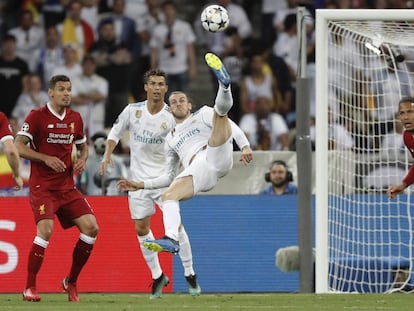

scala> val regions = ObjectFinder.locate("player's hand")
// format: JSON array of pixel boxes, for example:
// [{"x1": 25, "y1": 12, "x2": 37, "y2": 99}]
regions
[
  {"x1": 240, "y1": 146, "x2": 253, "y2": 165},
  {"x1": 387, "y1": 183, "x2": 406, "y2": 199},
  {"x1": 117, "y1": 179, "x2": 144, "y2": 192},
  {"x1": 73, "y1": 158, "x2": 86, "y2": 174},
  {"x1": 13, "y1": 175, "x2": 23, "y2": 190},
  {"x1": 44, "y1": 155, "x2": 66, "y2": 173},
  {"x1": 99, "y1": 157, "x2": 113, "y2": 175}
]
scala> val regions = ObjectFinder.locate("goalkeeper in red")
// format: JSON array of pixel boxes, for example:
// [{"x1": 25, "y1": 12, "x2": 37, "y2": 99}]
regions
[
  {"x1": 118, "y1": 53, "x2": 253, "y2": 253},
  {"x1": 388, "y1": 97, "x2": 414, "y2": 199}
]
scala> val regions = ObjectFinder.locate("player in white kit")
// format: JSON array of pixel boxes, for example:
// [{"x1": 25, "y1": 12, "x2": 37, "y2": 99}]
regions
[
  {"x1": 99, "y1": 69, "x2": 200, "y2": 298},
  {"x1": 117, "y1": 53, "x2": 253, "y2": 254}
]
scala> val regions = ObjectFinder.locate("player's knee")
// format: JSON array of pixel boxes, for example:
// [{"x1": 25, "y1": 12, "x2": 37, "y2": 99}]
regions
[
  {"x1": 83, "y1": 222, "x2": 99, "y2": 238},
  {"x1": 162, "y1": 190, "x2": 178, "y2": 201}
]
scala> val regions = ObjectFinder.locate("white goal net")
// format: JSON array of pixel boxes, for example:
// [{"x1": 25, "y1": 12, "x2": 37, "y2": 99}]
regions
[{"x1": 315, "y1": 10, "x2": 414, "y2": 293}]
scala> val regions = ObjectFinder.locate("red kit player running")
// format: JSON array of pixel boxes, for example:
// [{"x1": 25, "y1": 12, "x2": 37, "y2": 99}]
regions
[{"x1": 15, "y1": 75, "x2": 99, "y2": 302}]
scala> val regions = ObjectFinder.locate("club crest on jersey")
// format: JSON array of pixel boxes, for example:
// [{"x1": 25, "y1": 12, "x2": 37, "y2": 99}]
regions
[
  {"x1": 39, "y1": 204, "x2": 45, "y2": 215},
  {"x1": 161, "y1": 122, "x2": 167, "y2": 130},
  {"x1": 135, "y1": 110, "x2": 142, "y2": 118},
  {"x1": 70, "y1": 122, "x2": 75, "y2": 133}
]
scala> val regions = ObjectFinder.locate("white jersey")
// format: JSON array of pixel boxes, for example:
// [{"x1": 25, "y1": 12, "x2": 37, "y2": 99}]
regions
[
  {"x1": 107, "y1": 101, "x2": 175, "y2": 181},
  {"x1": 144, "y1": 106, "x2": 250, "y2": 189},
  {"x1": 168, "y1": 106, "x2": 248, "y2": 169}
]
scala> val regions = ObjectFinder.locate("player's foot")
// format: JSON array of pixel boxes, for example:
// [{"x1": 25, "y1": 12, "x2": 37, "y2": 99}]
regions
[
  {"x1": 150, "y1": 273, "x2": 169, "y2": 299},
  {"x1": 205, "y1": 52, "x2": 231, "y2": 87},
  {"x1": 143, "y1": 236, "x2": 180, "y2": 254},
  {"x1": 23, "y1": 287, "x2": 41, "y2": 302},
  {"x1": 62, "y1": 277, "x2": 80, "y2": 302},
  {"x1": 185, "y1": 274, "x2": 201, "y2": 296}
]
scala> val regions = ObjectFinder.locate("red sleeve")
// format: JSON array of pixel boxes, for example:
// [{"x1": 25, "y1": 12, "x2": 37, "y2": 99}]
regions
[
  {"x1": 403, "y1": 131, "x2": 414, "y2": 185},
  {"x1": 403, "y1": 164, "x2": 414, "y2": 186},
  {"x1": 0, "y1": 112, "x2": 13, "y2": 139}
]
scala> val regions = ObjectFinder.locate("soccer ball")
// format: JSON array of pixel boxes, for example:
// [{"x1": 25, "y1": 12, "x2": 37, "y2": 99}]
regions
[{"x1": 200, "y1": 5, "x2": 229, "y2": 33}]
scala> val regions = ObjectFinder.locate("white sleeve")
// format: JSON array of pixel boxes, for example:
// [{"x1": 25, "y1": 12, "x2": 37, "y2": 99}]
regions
[
  {"x1": 143, "y1": 143, "x2": 180, "y2": 189},
  {"x1": 107, "y1": 105, "x2": 130, "y2": 143},
  {"x1": 230, "y1": 119, "x2": 250, "y2": 150}
]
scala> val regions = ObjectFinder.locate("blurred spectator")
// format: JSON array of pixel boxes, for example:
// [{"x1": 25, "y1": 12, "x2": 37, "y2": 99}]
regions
[
  {"x1": 240, "y1": 52, "x2": 282, "y2": 115},
  {"x1": 81, "y1": 0, "x2": 100, "y2": 36},
  {"x1": 260, "y1": 160, "x2": 297, "y2": 195},
  {"x1": 328, "y1": 108, "x2": 354, "y2": 150},
  {"x1": 380, "y1": 113, "x2": 404, "y2": 159},
  {"x1": 80, "y1": 131, "x2": 128, "y2": 196},
  {"x1": 239, "y1": 96, "x2": 289, "y2": 151},
  {"x1": 260, "y1": 0, "x2": 287, "y2": 49},
  {"x1": 89, "y1": 19, "x2": 132, "y2": 127},
  {"x1": 42, "y1": 0, "x2": 67, "y2": 28},
  {"x1": 12, "y1": 73, "x2": 49, "y2": 127},
  {"x1": 268, "y1": 51, "x2": 294, "y2": 120},
  {"x1": 7, "y1": 9, "x2": 44, "y2": 72},
  {"x1": 33, "y1": 25, "x2": 65, "y2": 89},
  {"x1": 51, "y1": 43, "x2": 82, "y2": 80},
  {"x1": 57, "y1": 0, "x2": 95, "y2": 62},
  {"x1": 71, "y1": 54, "x2": 109, "y2": 138},
  {"x1": 120, "y1": 0, "x2": 147, "y2": 21},
  {"x1": 0, "y1": 34, "x2": 29, "y2": 117},
  {"x1": 150, "y1": 0, "x2": 196, "y2": 98},
  {"x1": 222, "y1": 26, "x2": 243, "y2": 123},
  {"x1": 273, "y1": 0, "x2": 314, "y2": 34},
  {"x1": 100, "y1": 0, "x2": 141, "y2": 100},
  {"x1": 136, "y1": 0, "x2": 164, "y2": 101},
  {"x1": 100, "y1": 0, "x2": 140, "y2": 59},
  {"x1": 272, "y1": 13, "x2": 298, "y2": 80},
  {"x1": 368, "y1": 53, "x2": 412, "y2": 131}
]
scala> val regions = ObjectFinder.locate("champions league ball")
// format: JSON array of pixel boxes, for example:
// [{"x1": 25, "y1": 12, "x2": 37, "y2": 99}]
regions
[{"x1": 200, "y1": 5, "x2": 229, "y2": 33}]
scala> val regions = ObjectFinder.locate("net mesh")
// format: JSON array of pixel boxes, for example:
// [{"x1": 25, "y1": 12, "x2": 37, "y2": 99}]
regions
[{"x1": 324, "y1": 19, "x2": 414, "y2": 293}]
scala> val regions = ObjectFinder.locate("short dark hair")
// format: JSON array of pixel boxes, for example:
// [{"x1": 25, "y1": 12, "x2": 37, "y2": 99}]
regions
[
  {"x1": 82, "y1": 54, "x2": 95, "y2": 64},
  {"x1": 162, "y1": 0, "x2": 176, "y2": 9},
  {"x1": 2, "y1": 34, "x2": 16, "y2": 43},
  {"x1": 143, "y1": 69, "x2": 167, "y2": 84},
  {"x1": 399, "y1": 97, "x2": 414, "y2": 105},
  {"x1": 48, "y1": 75, "x2": 71, "y2": 89}
]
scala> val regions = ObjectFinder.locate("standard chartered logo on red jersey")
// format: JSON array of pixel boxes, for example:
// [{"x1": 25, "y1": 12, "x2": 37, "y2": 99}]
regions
[{"x1": 47, "y1": 133, "x2": 74, "y2": 144}]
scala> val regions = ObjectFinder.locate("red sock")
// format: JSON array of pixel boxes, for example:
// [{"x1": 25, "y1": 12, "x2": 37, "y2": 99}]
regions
[
  {"x1": 68, "y1": 239, "x2": 94, "y2": 284},
  {"x1": 26, "y1": 243, "x2": 46, "y2": 288}
]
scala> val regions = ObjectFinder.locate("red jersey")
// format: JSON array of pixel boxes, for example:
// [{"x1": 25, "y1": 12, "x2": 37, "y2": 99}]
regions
[
  {"x1": 0, "y1": 112, "x2": 13, "y2": 142},
  {"x1": 403, "y1": 131, "x2": 414, "y2": 185},
  {"x1": 17, "y1": 104, "x2": 86, "y2": 190}
]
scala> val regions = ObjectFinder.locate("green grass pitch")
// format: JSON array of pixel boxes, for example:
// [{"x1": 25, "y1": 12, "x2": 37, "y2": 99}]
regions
[{"x1": 1, "y1": 293, "x2": 413, "y2": 310}]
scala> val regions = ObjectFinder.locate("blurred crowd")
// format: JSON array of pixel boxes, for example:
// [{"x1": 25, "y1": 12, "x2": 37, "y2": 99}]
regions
[{"x1": 0, "y1": 0, "x2": 413, "y2": 195}]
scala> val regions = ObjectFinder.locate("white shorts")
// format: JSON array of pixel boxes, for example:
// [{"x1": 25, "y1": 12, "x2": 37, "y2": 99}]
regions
[
  {"x1": 176, "y1": 138, "x2": 233, "y2": 194},
  {"x1": 128, "y1": 188, "x2": 164, "y2": 219}
]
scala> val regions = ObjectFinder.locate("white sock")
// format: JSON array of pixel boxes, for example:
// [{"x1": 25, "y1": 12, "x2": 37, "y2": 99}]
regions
[
  {"x1": 162, "y1": 200, "x2": 181, "y2": 241},
  {"x1": 178, "y1": 226, "x2": 195, "y2": 276},
  {"x1": 34, "y1": 236, "x2": 49, "y2": 248},
  {"x1": 138, "y1": 231, "x2": 162, "y2": 280},
  {"x1": 213, "y1": 83, "x2": 233, "y2": 116}
]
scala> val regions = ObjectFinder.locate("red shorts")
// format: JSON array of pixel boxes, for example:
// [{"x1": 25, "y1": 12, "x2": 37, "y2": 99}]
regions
[{"x1": 29, "y1": 188, "x2": 95, "y2": 229}]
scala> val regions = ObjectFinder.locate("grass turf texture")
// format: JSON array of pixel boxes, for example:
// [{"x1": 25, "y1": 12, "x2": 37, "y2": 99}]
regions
[{"x1": 1, "y1": 293, "x2": 413, "y2": 310}]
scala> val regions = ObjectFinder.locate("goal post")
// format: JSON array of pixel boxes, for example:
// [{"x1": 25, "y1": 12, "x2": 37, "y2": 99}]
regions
[{"x1": 315, "y1": 9, "x2": 414, "y2": 293}]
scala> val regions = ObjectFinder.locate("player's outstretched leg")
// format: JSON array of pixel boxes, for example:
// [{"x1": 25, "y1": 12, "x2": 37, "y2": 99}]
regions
[
  {"x1": 143, "y1": 236, "x2": 180, "y2": 254},
  {"x1": 205, "y1": 53, "x2": 233, "y2": 116},
  {"x1": 205, "y1": 52, "x2": 231, "y2": 87}
]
